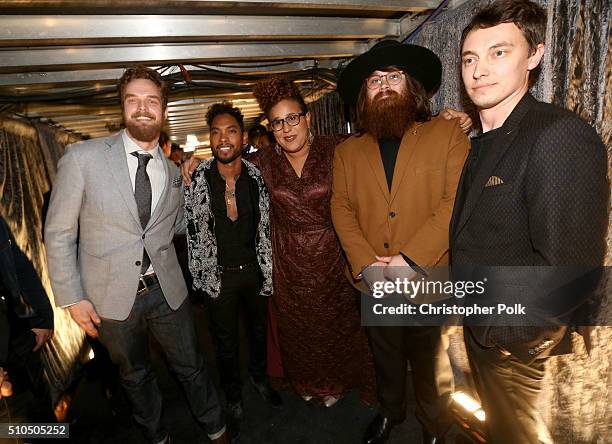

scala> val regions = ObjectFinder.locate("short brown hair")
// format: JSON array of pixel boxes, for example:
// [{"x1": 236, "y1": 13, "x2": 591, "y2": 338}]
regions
[
  {"x1": 118, "y1": 66, "x2": 169, "y2": 109},
  {"x1": 460, "y1": 0, "x2": 546, "y2": 54}
]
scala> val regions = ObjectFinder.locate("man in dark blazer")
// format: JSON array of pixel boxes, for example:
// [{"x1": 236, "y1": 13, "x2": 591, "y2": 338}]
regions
[{"x1": 451, "y1": 1, "x2": 608, "y2": 443}]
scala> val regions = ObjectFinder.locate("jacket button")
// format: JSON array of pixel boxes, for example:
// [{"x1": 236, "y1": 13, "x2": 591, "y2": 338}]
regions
[
  {"x1": 142, "y1": 234, "x2": 145, "y2": 239},
  {"x1": 383, "y1": 242, "x2": 389, "y2": 248},
  {"x1": 135, "y1": 261, "x2": 141, "y2": 266},
  {"x1": 389, "y1": 211, "x2": 396, "y2": 218}
]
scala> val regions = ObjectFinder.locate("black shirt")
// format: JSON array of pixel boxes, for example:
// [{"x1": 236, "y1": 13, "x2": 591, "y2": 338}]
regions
[
  {"x1": 453, "y1": 128, "x2": 503, "y2": 240},
  {"x1": 379, "y1": 138, "x2": 401, "y2": 191},
  {"x1": 465, "y1": 127, "x2": 503, "y2": 191},
  {"x1": 206, "y1": 162, "x2": 259, "y2": 267}
]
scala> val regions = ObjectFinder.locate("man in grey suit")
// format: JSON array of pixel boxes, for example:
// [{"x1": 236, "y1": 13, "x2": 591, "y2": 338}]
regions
[{"x1": 45, "y1": 66, "x2": 228, "y2": 444}]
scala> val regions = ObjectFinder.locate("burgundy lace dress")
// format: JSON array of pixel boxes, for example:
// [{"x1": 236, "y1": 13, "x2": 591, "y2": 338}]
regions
[{"x1": 250, "y1": 135, "x2": 375, "y2": 402}]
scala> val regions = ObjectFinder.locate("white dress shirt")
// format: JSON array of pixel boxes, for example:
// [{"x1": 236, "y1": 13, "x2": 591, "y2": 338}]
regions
[{"x1": 122, "y1": 130, "x2": 166, "y2": 275}]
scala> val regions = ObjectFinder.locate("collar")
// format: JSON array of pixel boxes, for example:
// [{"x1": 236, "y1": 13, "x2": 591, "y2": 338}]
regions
[
  {"x1": 210, "y1": 159, "x2": 247, "y2": 182},
  {"x1": 121, "y1": 129, "x2": 161, "y2": 159},
  {"x1": 471, "y1": 126, "x2": 503, "y2": 141}
]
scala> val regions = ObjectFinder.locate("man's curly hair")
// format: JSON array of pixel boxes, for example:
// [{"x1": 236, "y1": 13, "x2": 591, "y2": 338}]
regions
[{"x1": 252, "y1": 77, "x2": 308, "y2": 116}]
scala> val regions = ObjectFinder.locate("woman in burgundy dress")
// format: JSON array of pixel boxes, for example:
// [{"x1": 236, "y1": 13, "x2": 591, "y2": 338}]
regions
[{"x1": 249, "y1": 77, "x2": 376, "y2": 406}]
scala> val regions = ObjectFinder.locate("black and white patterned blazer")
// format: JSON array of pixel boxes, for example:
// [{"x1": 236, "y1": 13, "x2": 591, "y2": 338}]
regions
[{"x1": 184, "y1": 158, "x2": 273, "y2": 298}]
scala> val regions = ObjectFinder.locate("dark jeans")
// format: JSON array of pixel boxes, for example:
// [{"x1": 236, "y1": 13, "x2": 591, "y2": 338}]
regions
[
  {"x1": 366, "y1": 325, "x2": 454, "y2": 438},
  {"x1": 465, "y1": 328, "x2": 547, "y2": 444},
  {"x1": 98, "y1": 282, "x2": 225, "y2": 443},
  {"x1": 206, "y1": 267, "x2": 266, "y2": 405}
]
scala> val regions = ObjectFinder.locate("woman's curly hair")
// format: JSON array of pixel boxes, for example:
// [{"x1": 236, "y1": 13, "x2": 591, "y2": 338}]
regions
[{"x1": 252, "y1": 77, "x2": 308, "y2": 116}]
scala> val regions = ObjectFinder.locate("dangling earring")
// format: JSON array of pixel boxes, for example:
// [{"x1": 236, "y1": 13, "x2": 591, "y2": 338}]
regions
[
  {"x1": 274, "y1": 143, "x2": 282, "y2": 155},
  {"x1": 307, "y1": 128, "x2": 314, "y2": 145}
]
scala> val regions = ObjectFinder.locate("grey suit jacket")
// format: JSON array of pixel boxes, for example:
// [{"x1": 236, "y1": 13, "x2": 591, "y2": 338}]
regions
[{"x1": 45, "y1": 131, "x2": 188, "y2": 320}]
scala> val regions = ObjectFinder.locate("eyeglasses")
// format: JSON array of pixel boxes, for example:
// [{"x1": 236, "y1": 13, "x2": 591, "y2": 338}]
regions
[
  {"x1": 270, "y1": 113, "x2": 307, "y2": 132},
  {"x1": 365, "y1": 71, "x2": 404, "y2": 90}
]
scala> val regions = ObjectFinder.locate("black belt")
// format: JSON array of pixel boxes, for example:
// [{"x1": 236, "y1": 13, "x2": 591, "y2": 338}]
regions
[
  {"x1": 137, "y1": 273, "x2": 159, "y2": 295},
  {"x1": 218, "y1": 262, "x2": 258, "y2": 272}
]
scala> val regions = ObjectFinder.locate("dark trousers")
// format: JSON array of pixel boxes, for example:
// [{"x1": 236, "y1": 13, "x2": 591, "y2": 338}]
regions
[
  {"x1": 206, "y1": 267, "x2": 266, "y2": 405},
  {"x1": 465, "y1": 328, "x2": 547, "y2": 444},
  {"x1": 0, "y1": 331, "x2": 57, "y2": 443},
  {"x1": 98, "y1": 282, "x2": 225, "y2": 443},
  {"x1": 366, "y1": 325, "x2": 454, "y2": 437}
]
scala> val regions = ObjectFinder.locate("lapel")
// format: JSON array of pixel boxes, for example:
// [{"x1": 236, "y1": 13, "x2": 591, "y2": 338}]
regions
[
  {"x1": 390, "y1": 123, "x2": 420, "y2": 205},
  {"x1": 103, "y1": 132, "x2": 141, "y2": 228},
  {"x1": 452, "y1": 93, "x2": 536, "y2": 238},
  {"x1": 449, "y1": 160, "x2": 470, "y2": 247},
  {"x1": 148, "y1": 156, "x2": 171, "y2": 229},
  {"x1": 359, "y1": 132, "x2": 390, "y2": 202}
]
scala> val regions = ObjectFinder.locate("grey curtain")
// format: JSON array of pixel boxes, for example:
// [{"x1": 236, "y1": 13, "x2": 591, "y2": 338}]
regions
[
  {"x1": 413, "y1": 1, "x2": 611, "y2": 442},
  {"x1": 309, "y1": 91, "x2": 349, "y2": 136},
  {"x1": 0, "y1": 116, "x2": 82, "y2": 398}
]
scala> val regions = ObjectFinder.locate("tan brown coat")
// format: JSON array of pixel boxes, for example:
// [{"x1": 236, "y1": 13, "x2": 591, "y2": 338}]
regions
[{"x1": 331, "y1": 116, "x2": 469, "y2": 281}]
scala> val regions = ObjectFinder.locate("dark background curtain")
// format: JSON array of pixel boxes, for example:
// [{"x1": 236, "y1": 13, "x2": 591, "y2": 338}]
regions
[{"x1": 309, "y1": 91, "x2": 349, "y2": 136}]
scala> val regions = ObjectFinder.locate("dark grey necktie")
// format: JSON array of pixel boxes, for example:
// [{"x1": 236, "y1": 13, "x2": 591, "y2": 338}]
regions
[{"x1": 131, "y1": 151, "x2": 153, "y2": 273}]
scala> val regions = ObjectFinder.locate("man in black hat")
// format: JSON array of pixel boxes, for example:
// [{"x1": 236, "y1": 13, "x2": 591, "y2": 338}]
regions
[{"x1": 331, "y1": 40, "x2": 470, "y2": 444}]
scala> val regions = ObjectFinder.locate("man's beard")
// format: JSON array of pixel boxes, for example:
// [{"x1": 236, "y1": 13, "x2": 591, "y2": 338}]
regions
[
  {"x1": 125, "y1": 112, "x2": 163, "y2": 143},
  {"x1": 362, "y1": 89, "x2": 417, "y2": 140}
]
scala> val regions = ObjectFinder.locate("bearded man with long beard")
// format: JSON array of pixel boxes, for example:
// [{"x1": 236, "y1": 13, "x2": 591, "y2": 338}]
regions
[
  {"x1": 331, "y1": 40, "x2": 470, "y2": 444},
  {"x1": 45, "y1": 66, "x2": 228, "y2": 444}
]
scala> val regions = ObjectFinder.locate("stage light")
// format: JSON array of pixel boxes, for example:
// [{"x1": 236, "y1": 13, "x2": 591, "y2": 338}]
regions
[
  {"x1": 451, "y1": 391, "x2": 481, "y2": 413},
  {"x1": 449, "y1": 391, "x2": 487, "y2": 443},
  {"x1": 182, "y1": 134, "x2": 200, "y2": 152}
]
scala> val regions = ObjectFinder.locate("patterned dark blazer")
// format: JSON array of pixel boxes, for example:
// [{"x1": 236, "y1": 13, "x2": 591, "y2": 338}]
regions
[{"x1": 450, "y1": 93, "x2": 608, "y2": 363}]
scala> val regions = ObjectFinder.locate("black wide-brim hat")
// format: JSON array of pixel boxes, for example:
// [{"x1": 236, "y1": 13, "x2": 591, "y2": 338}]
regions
[{"x1": 337, "y1": 39, "x2": 442, "y2": 105}]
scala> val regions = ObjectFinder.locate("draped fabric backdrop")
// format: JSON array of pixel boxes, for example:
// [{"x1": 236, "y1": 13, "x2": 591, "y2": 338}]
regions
[
  {"x1": 0, "y1": 117, "x2": 83, "y2": 397},
  {"x1": 308, "y1": 90, "x2": 349, "y2": 136},
  {"x1": 413, "y1": 1, "x2": 611, "y2": 442}
]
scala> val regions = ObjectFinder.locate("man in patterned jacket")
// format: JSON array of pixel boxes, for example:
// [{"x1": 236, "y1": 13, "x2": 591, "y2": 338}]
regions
[{"x1": 184, "y1": 102, "x2": 281, "y2": 438}]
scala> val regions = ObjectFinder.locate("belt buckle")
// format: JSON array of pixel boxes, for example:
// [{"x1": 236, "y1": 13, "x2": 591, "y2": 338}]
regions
[
  {"x1": 137, "y1": 274, "x2": 153, "y2": 295},
  {"x1": 137, "y1": 282, "x2": 147, "y2": 295}
]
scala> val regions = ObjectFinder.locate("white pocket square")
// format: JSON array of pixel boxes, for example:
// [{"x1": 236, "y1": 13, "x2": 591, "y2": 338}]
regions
[{"x1": 485, "y1": 176, "x2": 504, "y2": 187}]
